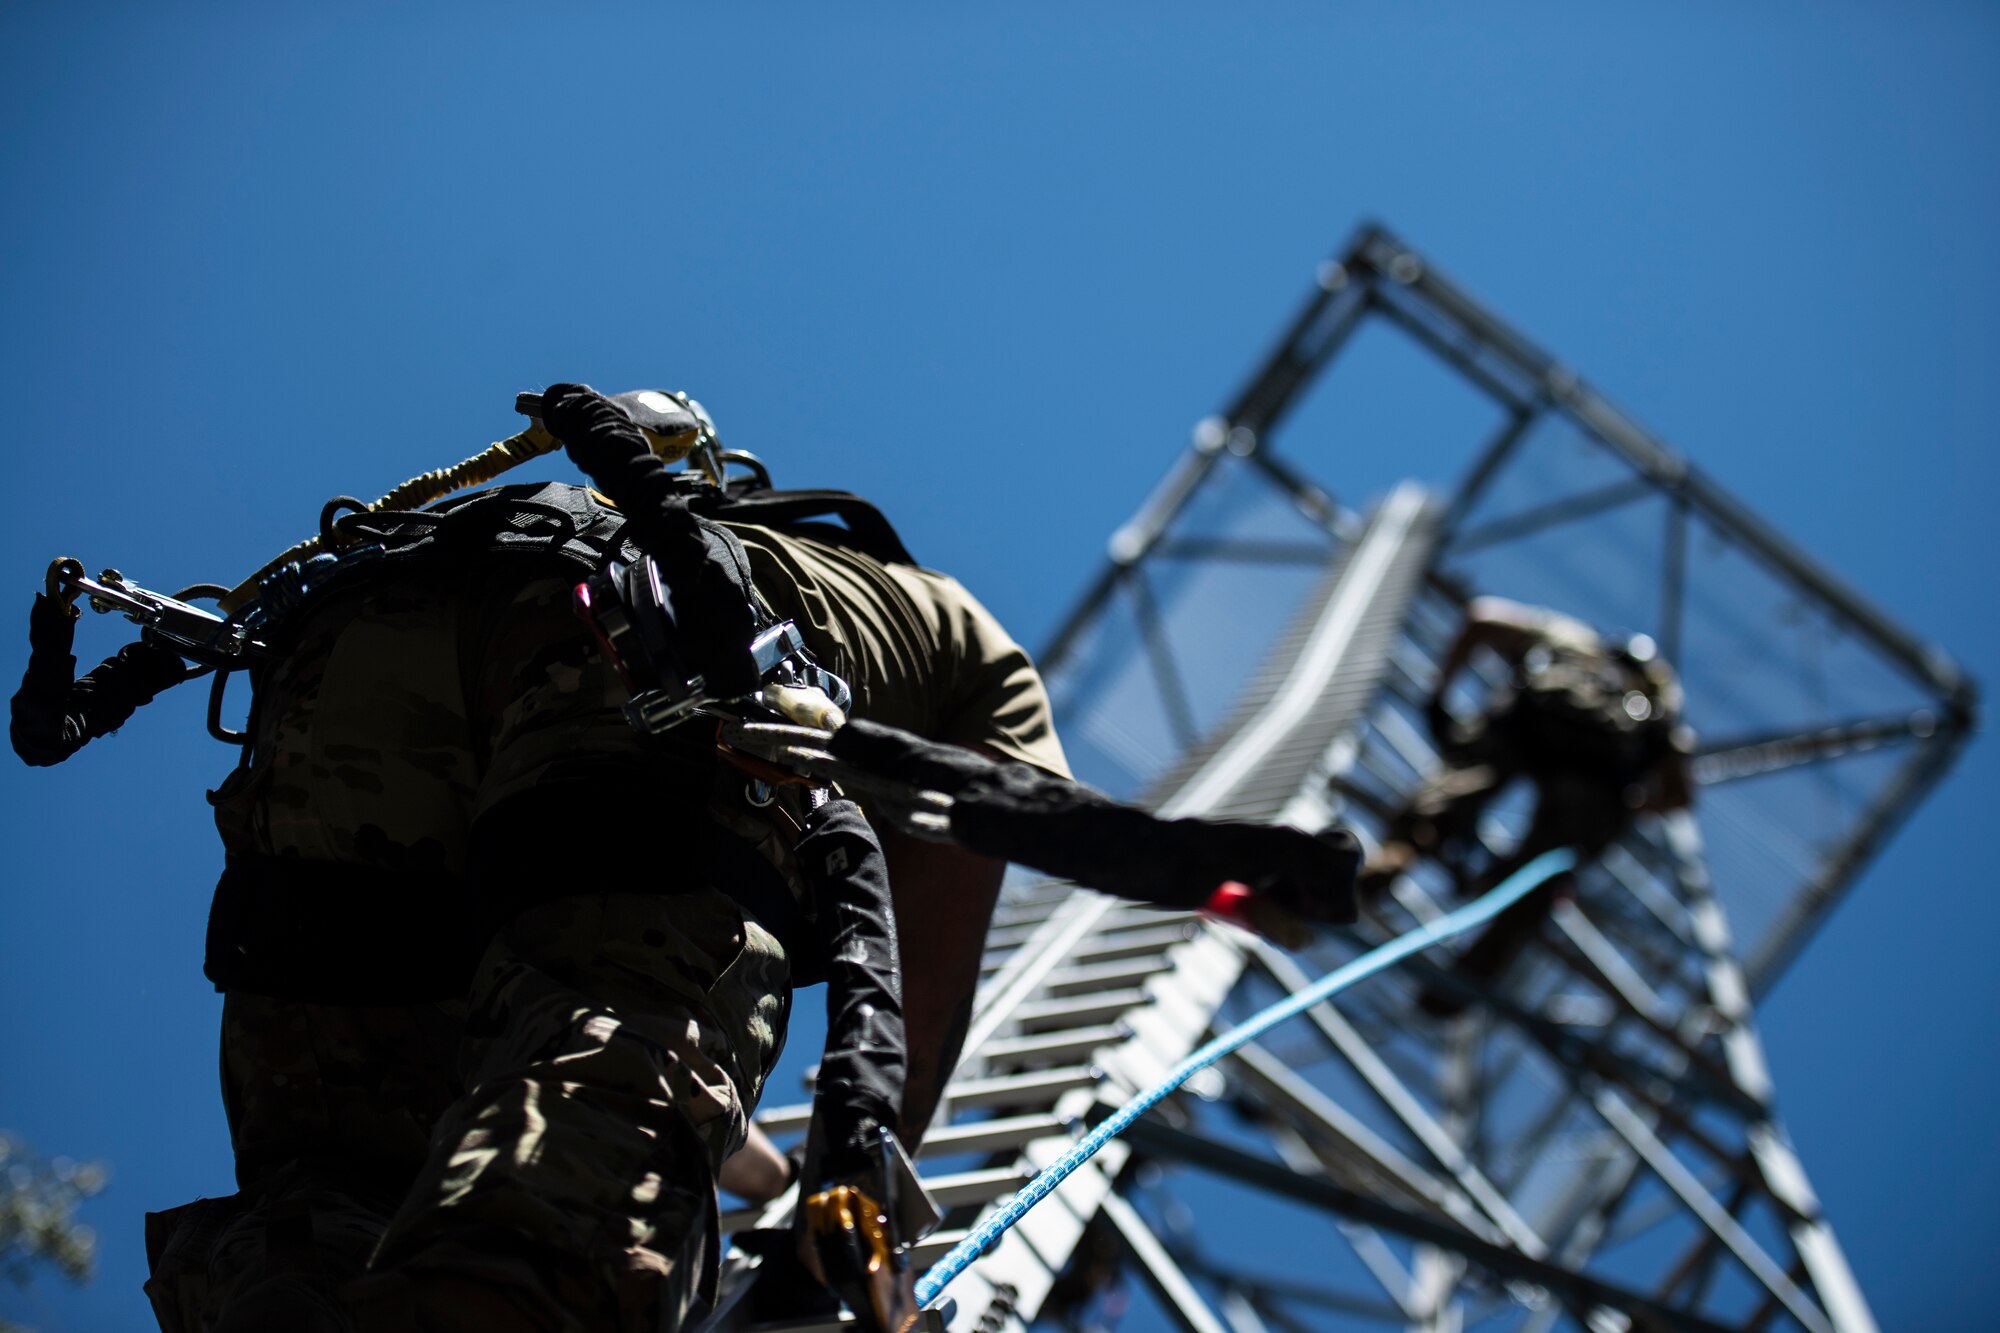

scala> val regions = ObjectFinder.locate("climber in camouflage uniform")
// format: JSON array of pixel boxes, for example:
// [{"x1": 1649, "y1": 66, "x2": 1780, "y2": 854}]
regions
[
  {"x1": 17, "y1": 382, "x2": 1356, "y2": 1333},
  {"x1": 1363, "y1": 596, "x2": 1694, "y2": 1014},
  {"x1": 135, "y1": 402, "x2": 1065, "y2": 1332}
]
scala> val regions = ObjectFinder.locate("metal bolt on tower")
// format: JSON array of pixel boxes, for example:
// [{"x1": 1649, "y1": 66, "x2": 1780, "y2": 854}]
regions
[{"x1": 724, "y1": 225, "x2": 1975, "y2": 1333}]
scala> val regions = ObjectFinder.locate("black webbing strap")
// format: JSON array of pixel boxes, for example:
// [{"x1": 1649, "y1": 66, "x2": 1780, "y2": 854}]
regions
[
  {"x1": 465, "y1": 780, "x2": 810, "y2": 969},
  {"x1": 204, "y1": 791, "x2": 811, "y2": 1007},
  {"x1": 705, "y1": 487, "x2": 917, "y2": 568}
]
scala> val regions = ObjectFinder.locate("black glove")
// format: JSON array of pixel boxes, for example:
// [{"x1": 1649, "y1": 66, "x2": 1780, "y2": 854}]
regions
[
  {"x1": 1425, "y1": 695, "x2": 1457, "y2": 749},
  {"x1": 12, "y1": 596, "x2": 191, "y2": 767},
  {"x1": 537, "y1": 382, "x2": 653, "y2": 479}
]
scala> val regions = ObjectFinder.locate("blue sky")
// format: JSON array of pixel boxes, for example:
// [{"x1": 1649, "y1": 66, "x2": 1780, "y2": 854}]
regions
[{"x1": 2, "y1": 5, "x2": 1995, "y2": 1330}]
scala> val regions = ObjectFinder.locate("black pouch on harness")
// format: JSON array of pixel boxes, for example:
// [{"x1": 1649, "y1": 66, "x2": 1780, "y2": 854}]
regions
[
  {"x1": 204, "y1": 857, "x2": 487, "y2": 1005},
  {"x1": 464, "y1": 777, "x2": 814, "y2": 968}
]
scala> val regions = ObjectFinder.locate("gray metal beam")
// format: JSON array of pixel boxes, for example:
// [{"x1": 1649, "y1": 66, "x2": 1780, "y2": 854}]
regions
[
  {"x1": 1692, "y1": 711, "x2": 1948, "y2": 786},
  {"x1": 1663, "y1": 813, "x2": 1879, "y2": 1333},
  {"x1": 1251, "y1": 944, "x2": 1546, "y2": 1254},
  {"x1": 1441, "y1": 407, "x2": 1540, "y2": 537},
  {"x1": 981, "y1": 226, "x2": 1961, "y2": 1333},
  {"x1": 1099, "y1": 1191, "x2": 1231, "y2": 1333},
  {"x1": 1126, "y1": 564, "x2": 1201, "y2": 750},
  {"x1": 1446, "y1": 475, "x2": 1659, "y2": 556},
  {"x1": 1123, "y1": 1118, "x2": 1738, "y2": 1333},
  {"x1": 1176, "y1": 1254, "x2": 1410, "y2": 1323},
  {"x1": 1229, "y1": 1041, "x2": 1502, "y2": 1239},
  {"x1": 1744, "y1": 727, "x2": 1967, "y2": 993},
  {"x1": 1585, "y1": 1084, "x2": 1832, "y2": 1333},
  {"x1": 1353, "y1": 221, "x2": 1973, "y2": 711}
]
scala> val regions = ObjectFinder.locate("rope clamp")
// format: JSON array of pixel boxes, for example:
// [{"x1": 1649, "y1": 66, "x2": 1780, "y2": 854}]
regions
[{"x1": 42, "y1": 557, "x2": 265, "y2": 665}]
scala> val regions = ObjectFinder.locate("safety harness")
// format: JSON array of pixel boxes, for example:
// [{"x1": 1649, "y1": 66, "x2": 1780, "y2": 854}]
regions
[{"x1": 13, "y1": 404, "x2": 908, "y2": 1008}]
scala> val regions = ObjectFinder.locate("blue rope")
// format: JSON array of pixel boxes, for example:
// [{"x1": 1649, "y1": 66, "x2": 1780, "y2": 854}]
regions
[{"x1": 914, "y1": 846, "x2": 1579, "y2": 1307}]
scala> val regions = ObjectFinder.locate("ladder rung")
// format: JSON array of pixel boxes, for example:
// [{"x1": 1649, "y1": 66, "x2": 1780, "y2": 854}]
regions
[
  {"x1": 912, "y1": 1227, "x2": 972, "y2": 1268},
  {"x1": 946, "y1": 1065, "x2": 1099, "y2": 1110},
  {"x1": 758, "y1": 1084, "x2": 1084, "y2": 1142},
  {"x1": 1014, "y1": 989, "x2": 1150, "y2": 1032},
  {"x1": 926, "y1": 1165, "x2": 1034, "y2": 1209},
  {"x1": 723, "y1": 1167, "x2": 1030, "y2": 1238},
  {"x1": 1072, "y1": 923, "x2": 1200, "y2": 962},
  {"x1": 1046, "y1": 957, "x2": 1176, "y2": 995},
  {"x1": 982, "y1": 920, "x2": 1048, "y2": 951},
  {"x1": 719, "y1": 1203, "x2": 767, "y2": 1234},
  {"x1": 753, "y1": 1102, "x2": 813, "y2": 1136},
  {"x1": 989, "y1": 901, "x2": 1061, "y2": 930},
  {"x1": 1002, "y1": 880, "x2": 1078, "y2": 908},
  {"x1": 919, "y1": 1112, "x2": 1067, "y2": 1158},
  {"x1": 979, "y1": 1024, "x2": 1127, "y2": 1068},
  {"x1": 1100, "y1": 906, "x2": 1199, "y2": 932},
  {"x1": 983, "y1": 915, "x2": 1196, "y2": 972}
]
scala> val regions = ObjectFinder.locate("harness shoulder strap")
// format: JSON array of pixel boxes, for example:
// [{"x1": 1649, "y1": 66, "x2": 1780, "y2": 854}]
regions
[
  {"x1": 253, "y1": 483, "x2": 634, "y2": 631},
  {"x1": 691, "y1": 512, "x2": 768, "y2": 624},
  {"x1": 700, "y1": 486, "x2": 916, "y2": 567}
]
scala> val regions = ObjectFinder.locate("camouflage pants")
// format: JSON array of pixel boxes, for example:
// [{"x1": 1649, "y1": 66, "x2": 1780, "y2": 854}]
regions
[{"x1": 146, "y1": 889, "x2": 789, "y2": 1333}]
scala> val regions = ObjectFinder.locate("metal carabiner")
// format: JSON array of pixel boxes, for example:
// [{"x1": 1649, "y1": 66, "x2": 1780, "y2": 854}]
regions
[
  {"x1": 44, "y1": 557, "x2": 85, "y2": 620},
  {"x1": 208, "y1": 667, "x2": 248, "y2": 746},
  {"x1": 319, "y1": 496, "x2": 371, "y2": 550},
  {"x1": 718, "y1": 449, "x2": 773, "y2": 490},
  {"x1": 670, "y1": 391, "x2": 731, "y2": 488}
]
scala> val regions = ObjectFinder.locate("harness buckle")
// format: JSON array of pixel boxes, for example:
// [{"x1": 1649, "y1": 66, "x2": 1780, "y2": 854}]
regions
[
  {"x1": 800, "y1": 1126, "x2": 939, "y2": 1333},
  {"x1": 574, "y1": 552, "x2": 853, "y2": 746}
]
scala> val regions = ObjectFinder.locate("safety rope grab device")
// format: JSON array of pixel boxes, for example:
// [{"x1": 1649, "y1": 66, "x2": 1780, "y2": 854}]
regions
[
  {"x1": 36, "y1": 390, "x2": 733, "y2": 676},
  {"x1": 217, "y1": 389, "x2": 730, "y2": 613},
  {"x1": 31, "y1": 388, "x2": 806, "y2": 756},
  {"x1": 910, "y1": 847, "x2": 1580, "y2": 1310}
]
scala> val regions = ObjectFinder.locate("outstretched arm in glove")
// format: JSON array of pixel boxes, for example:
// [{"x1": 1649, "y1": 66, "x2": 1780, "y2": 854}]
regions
[
  {"x1": 11, "y1": 594, "x2": 191, "y2": 767},
  {"x1": 826, "y1": 718, "x2": 1361, "y2": 938}
]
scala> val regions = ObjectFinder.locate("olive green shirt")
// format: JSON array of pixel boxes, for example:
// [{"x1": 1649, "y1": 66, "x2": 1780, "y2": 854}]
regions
[{"x1": 725, "y1": 524, "x2": 1070, "y2": 780}]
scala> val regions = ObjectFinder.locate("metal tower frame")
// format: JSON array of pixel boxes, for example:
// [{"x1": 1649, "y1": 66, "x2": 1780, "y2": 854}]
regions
[{"x1": 723, "y1": 226, "x2": 1975, "y2": 1333}]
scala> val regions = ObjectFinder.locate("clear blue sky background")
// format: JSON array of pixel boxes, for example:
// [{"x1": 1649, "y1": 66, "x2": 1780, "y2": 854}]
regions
[{"x1": 2, "y1": 5, "x2": 1995, "y2": 1330}]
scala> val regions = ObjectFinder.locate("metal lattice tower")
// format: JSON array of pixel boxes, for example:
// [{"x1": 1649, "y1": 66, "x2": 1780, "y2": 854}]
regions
[{"x1": 722, "y1": 225, "x2": 1975, "y2": 1333}]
